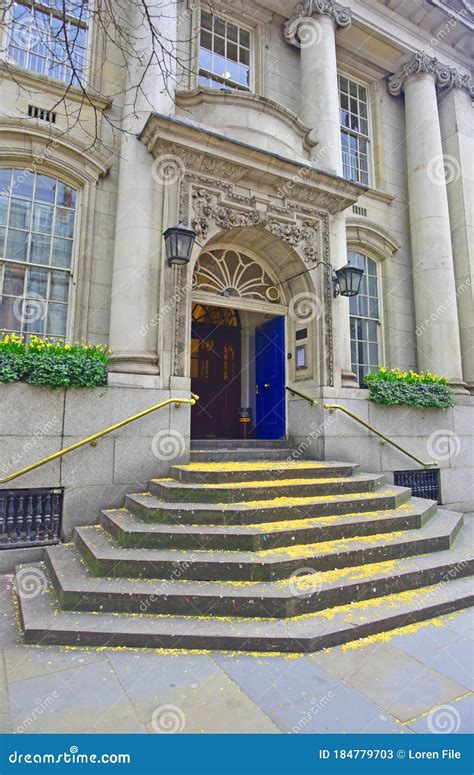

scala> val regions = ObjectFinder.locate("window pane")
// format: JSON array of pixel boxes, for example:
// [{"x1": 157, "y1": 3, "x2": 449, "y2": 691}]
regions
[
  {"x1": 9, "y1": 199, "x2": 31, "y2": 230},
  {"x1": 0, "y1": 169, "x2": 12, "y2": 195},
  {"x1": 12, "y1": 169, "x2": 33, "y2": 199},
  {"x1": 32, "y1": 203, "x2": 54, "y2": 234},
  {"x1": 50, "y1": 271, "x2": 69, "y2": 302},
  {"x1": 0, "y1": 227, "x2": 5, "y2": 255},
  {"x1": 30, "y1": 233, "x2": 51, "y2": 264},
  {"x1": 368, "y1": 320, "x2": 378, "y2": 342},
  {"x1": 6, "y1": 229, "x2": 28, "y2": 261},
  {"x1": 55, "y1": 207, "x2": 75, "y2": 238},
  {"x1": 57, "y1": 183, "x2": 77, "y2": 210},
  {"x1": 46, "y1": 303, "x2": 67, "y2": 336},
  {"x1": 27, "y1": 266, "x2": 48, "y2": 296},
  {"x1": 3, "y1": 264, "x2": 25, "y2": 295},
  {"x1": 35, "y1": 175, "x2": 57, "y2": 204},
  {"x1": 51, "y1": 237, "x2": 73, "y2": 268},
  {"x1": 0, "y1": 297, "x2": 17, "y2": 331}
]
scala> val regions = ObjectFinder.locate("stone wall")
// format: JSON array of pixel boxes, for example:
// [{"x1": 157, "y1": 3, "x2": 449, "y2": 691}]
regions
[
  {"x1": 289, "y1": 388, "x2": 473, "y2": 513},
  {"x1": 0, "y1": 380, "x2": 191, "y2": 540}
]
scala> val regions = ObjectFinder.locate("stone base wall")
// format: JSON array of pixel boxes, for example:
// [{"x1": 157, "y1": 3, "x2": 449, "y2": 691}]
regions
[
  {"x1": 289, "y1": 387, "x2": 473, "y2": 513},
  {"x1": 0, "y1": 380, "x2": 191, "y2": 541}
]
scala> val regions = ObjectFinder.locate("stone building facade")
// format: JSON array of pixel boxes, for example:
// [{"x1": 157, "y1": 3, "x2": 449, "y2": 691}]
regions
[{"x1": 0, "y1": 0, "x2": 472, "y2": 535}]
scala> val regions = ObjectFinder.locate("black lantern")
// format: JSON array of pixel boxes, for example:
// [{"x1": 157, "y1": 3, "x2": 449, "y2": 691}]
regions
[
  {"x1": 334, "y1": 263, "x2": 364, "y2": 297},
  {"x1": 163, "y1": 224, "x2": 196, "y2": 267}
]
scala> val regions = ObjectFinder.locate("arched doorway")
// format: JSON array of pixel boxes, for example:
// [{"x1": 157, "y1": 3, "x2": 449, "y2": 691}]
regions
[
  {"x1": 190, "y1": 245, "x2": 288, "y2": 441},
  {"x1": 191, "y1": 304, "x2": 242, "y2": 439}
]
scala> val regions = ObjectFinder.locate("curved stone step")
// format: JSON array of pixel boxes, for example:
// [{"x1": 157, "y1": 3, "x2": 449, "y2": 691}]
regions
[
  {"x1": 101, "y1": 498, "x2": 437, "y2": 551},
  {"x1": 74, "y1": 511, "x2": 463, "y2": 582},
  {"x1": 149, "y1": 474, "x2": 385, "y2": 504},
  {"x1": 125, "y1": 486, "x2": 411, "y2": 525},
  {"x1": 45, "y1": 528, "x2": 474, "y2": 618},
  {"x1": 170, "y1": 460, "x2": 357, "y2": 484},
  {"x1": 190, "y1": 449, "x2": 298, "y2": 462},
  {"x1": 17, "y1": 565, "x2": 474, "y2": 652}
]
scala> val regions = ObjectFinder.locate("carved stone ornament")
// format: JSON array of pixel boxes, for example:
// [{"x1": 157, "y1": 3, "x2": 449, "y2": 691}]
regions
[
  {"x1": 285, "y1": 0, "x2": 351, "y2": 46},
  {"x1": 388, "y1": 52, "x2": 473, "y2": 96},
  {"x1": 189, "y1": 187, "x2": 321, "y2": 265}
]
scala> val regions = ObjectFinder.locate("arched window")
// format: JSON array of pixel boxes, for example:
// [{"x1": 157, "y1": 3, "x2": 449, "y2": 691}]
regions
[
  {"x1": 0, "y1": 168, "x2": 77, "y2": 340},
  {"x1": 348, "y1": 250, "x2": 380, "y2": 385}
]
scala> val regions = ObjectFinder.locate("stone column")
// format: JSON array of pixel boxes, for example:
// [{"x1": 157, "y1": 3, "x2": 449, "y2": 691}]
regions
[
  {"x1": 388, "y1": 54, "x2": 465, "y2": 388},
  {"x1": 109, "y1": 1, "x2": 176, "y2": 375},
  {"x1": 438, "y1": 83, "x2": 474, "y2": 392},
  {"x1": 285, "y1": 0, "x2": 357, "y2": 387}
]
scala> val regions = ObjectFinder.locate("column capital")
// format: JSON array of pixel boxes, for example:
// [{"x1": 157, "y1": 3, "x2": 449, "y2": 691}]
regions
[
  {"x1": 388, "y1": 52, "x2": 473, "y2": 97},
  {"x1": 284, "y1": 0, "x2": 351, "y2": 46}
]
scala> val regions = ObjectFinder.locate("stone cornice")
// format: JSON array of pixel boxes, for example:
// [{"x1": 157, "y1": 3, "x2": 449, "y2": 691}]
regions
[
  {"x1": 388, "y1": 53, "x2": 473, "y2": 96},
  {"x1": 284, "y1": 0, "x2": 351, "y2": 46}
]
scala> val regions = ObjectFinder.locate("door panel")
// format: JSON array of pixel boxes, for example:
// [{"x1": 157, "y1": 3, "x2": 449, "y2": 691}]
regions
[
  {"x1": 191, "y1": 319, "x2": 241, "y2": 439},
  {"x1": 255, "y1": 316, "x2": 285, "y2": 439}
]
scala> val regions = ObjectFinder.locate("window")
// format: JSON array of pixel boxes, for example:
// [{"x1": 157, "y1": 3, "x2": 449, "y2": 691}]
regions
[
  {"x1": 0, "y1": 168, "x2": 77, "y2": 340},
  {"x1": 338, "y1": 76, "x2": 370, "y2": 185},
  {"x1": 199, "y1": 10, "x2": 251, "y2": 91},
  {"x1": 8, "y1": 1, "x2": 89, "y2": 85},
  {"x1": 349, "y1": 250, "x2": 380, "y2": 385}
]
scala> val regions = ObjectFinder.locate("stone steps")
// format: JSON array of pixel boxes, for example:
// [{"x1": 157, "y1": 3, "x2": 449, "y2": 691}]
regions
[
  {"x1": 14, "y1": 452, "x2": 474, "y2": 652},
  {"x1": 74, "y1": 510, "x2": 462, "y2": 582},
  {"x1": 101, "y1": 498, "x2": 437, "y2": 551},
  {"x1": 125, "y1": 486, "x2": 411, "y2": 525},
  {"x1": 18, "y1": 567, "x2": 474, "y2": 652},
  {"x1": 170, "y1": 461, "x2": 357, "y2": 484},
  {"x1": 45, "y1": 532, "x2": 473, "y2": 618},
  {"x1": 149, "y1": 473, "x2": 384, "y2": 504}
]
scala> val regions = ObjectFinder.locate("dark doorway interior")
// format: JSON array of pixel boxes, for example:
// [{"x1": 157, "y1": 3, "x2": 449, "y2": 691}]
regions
[{"x1": 191, "y1": 304, "x2": 241, "y2": 439}]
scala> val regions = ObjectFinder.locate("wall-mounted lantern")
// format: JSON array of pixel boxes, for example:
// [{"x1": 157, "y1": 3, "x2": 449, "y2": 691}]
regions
[
  {"x1": 163, "y1": 224, "x2": 197, "y2": 267},
  {"x1": 333, "y1": 264, "x2": 364, "y2": 297}
]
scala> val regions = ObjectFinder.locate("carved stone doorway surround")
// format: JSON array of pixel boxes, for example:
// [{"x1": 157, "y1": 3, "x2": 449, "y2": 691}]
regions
[{"x1": 139, "y1": 113, "x2": 364, "y2": 389}]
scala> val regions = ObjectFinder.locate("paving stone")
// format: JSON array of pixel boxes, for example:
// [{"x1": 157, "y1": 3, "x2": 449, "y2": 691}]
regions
[
  {"x1": 428, "y1": 640, "x2": 474, "y2": 691},
  {"x1": 4, "y1": 645, "x2": 107, "y2": 684},
  {"x1": 407, "y1": 693, "x2": 474, "y2": 734},
  {"x1": 0, "y1": 713, "x2": 13, "y2": 733},
  {"x1": 106, "y1": 650, "x2": 278, "y2": 733},
  {"x1": 212, "y1": 653, "x2": 408, "y2": 733},
  {"x1": 444, "y1": 609, "x2": 474, "y2": 639},
  {"x1": 315, "y1": 643, "x2": 470, "y2": 722},
  {"x1": 388, "y1": 622, "x2": 466, "y2": 657}
]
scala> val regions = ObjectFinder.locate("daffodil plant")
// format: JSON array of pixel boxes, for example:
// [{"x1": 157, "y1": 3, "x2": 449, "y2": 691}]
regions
[
  {"x1": 0, "y1": 333, "x2": 111, "y2": 388},
  {"x1": 364, "y1": 367, "x2": 454, "y2": 409}
]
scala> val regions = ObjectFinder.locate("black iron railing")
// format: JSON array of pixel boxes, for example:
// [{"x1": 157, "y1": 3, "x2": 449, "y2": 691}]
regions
[
  {"x1": 393, "y1": 469, "x2": 441, "y2": 503},
  {"x1": 0, "y1": 488, "x2": 63, "y2": 548}
]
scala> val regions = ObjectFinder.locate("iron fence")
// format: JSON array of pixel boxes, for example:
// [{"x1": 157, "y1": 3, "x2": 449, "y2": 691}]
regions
[{"x1": 0, "y1": 488, "x2": 63, "y2": 548}]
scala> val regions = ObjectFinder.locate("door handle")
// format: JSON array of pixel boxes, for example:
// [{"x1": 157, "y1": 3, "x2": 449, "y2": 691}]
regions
[
  {"x1": 264, "y1": 383, "x2": 270, "y2": 388},
  {"x1": 255, "y1": 384, "x2": 259, "y2": 394}
]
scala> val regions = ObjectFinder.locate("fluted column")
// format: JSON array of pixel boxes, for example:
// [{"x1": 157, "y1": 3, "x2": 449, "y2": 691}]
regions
[
  {"x1": 438, "y1": 83, "x2": 474, "y2": 392},
  {"x1": 285, "y1": 1, "x2": 357, "y2": 387},
  {"x1": 109, "y1": 1, "x2": 176, "y2": 375},
  {"x1": 389, "y1": 54, "x2": 466, "y2": 388}
]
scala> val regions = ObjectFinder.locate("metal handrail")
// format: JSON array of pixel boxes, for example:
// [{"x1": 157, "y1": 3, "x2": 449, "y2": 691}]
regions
[
  {"x1": 285, "y1": 385, "x2": 318, "y2": 406},
  {"x1": 0, "y1": 393, "x2": 199, "y2": 485},
  {"x1": 323, "y1": 403, "x2": 437, "y2": 468}
]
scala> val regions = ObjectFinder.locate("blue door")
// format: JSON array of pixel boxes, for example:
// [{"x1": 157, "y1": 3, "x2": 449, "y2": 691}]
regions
[{"x1": 255, "y1": 316, "x2": 285, "y2": 439}]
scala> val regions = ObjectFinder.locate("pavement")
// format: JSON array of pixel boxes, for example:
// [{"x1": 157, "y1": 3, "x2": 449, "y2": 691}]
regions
[{"x1": 0, "y1": 574, "x2": 472, "y2": 735}]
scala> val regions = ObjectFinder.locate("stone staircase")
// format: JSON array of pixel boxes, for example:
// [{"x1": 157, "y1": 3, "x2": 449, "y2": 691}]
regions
[{"x1": 15, "y1": 441, "x2": 473, "y2": 653}]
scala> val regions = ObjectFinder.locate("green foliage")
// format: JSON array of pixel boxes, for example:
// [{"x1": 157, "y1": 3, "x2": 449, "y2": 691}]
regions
[
  {"x1": 363, "y1": 367, "x2": 454, "y2": 409},
  {"x1": 0, "y1": 333, "x2": 110, "y2": 389}
]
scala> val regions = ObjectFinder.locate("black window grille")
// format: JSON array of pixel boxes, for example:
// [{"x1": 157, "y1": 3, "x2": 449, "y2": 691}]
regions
[
  {"x1": 0, "y1": 488, "x2": 63, "y2": 548},
  {"x1": 393, "y1": 469, "x2": 441, "y2": 503}
]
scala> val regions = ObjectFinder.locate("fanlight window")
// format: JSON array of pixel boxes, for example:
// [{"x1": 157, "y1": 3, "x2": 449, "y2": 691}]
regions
[{"x1": 192, "y1": 249, "x2": 280, "y2": 303}]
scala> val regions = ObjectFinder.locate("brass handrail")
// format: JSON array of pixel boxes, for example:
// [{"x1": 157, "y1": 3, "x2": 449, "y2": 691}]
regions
[
  {"x1": 285, "y1": 385, "x2": 318, "y2": 406},
  {"x1": 0, "y1": 393, "x2": 199, "y2": 485},
  {"x1": 323, "y1": 403, "x2": 437, "y2": 468}
]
